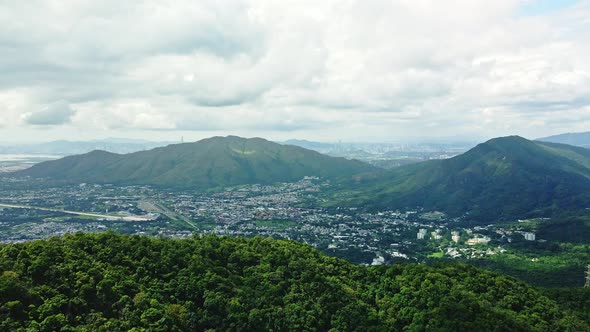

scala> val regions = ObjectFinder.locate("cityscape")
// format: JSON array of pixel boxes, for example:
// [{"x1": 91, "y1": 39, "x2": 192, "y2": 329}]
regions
[{"x1": 0, "y1": 176, "x2": 540, "y2": 266}]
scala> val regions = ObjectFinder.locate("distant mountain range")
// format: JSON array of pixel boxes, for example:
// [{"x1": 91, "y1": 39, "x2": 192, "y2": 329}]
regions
[
  {"x1": 0, "y1": 138, "x2": 172, "y2": 156},
  {"x1": 281, "y1": 139, "x2": 335, "y2": 153},
  {"x1": 281, "y1": 139, "x2": 474, "y2": 169},
  {"x1": 329, "y1": 136, "x2": 590, "y2": 222},
  {"x1": 11, "y1": 135, "x2": 590, "y2": 221},
  {"x1": 537, "y1": 131, "x2": 590, "y2": 149},
  {"x1": 13, "y1": 136, "x2": 376, "y2": 189},
  {"x1": 1, "y1": 138, "x2": 474, "y2": 171},
  {"x1": 281, "y1": 139, "x2": 474, "y2": 156}
]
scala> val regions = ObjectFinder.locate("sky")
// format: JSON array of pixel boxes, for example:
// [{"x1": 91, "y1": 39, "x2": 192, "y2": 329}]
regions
[{"x1": 0, "y1": 0, "x2": 589, "y2": 143}]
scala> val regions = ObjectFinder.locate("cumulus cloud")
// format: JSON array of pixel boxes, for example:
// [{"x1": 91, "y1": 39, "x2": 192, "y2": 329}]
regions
[
  {"x1": 22, "y1": 101, "x2": 77, "y2": 125},
  {"x1": 0, "y1": 0, "x2": 589, "y2": 140}
]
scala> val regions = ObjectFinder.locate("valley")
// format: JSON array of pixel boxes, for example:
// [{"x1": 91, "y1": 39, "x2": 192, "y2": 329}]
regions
[{"x1": 2, "y1": 173, "x2": 589, "y2": 288}]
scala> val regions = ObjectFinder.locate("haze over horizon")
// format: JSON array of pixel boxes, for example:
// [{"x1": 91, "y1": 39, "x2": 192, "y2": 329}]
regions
[{"x1": 1, "y1": 0, "x2": 589, "y2": 143}]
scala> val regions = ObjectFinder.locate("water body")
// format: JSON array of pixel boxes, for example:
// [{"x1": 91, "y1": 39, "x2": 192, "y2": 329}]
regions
[
  {"x1": 0, "y1": 154, "x2": 61, "y2": 173},
  {"x1": 0, "y1": 154, "x2": 62, "y2": 162}
]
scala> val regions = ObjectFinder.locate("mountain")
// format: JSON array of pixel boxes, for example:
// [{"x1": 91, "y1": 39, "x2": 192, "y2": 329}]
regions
[
  {"x1": 537, "y1": 131, "x2": 590, "y2": 149},
  {"x1": 0, "y1": 139, "x2": 172, "y2": 156},
  {"x1": 0, "y1": 233, "x2": 584, "y2": 330},
  {"x1": 329, "y1": 136, "x2": 590, "y2": 222},
  {"x1": 12, "y1": 136, "x2": 376, "y2": 188}
]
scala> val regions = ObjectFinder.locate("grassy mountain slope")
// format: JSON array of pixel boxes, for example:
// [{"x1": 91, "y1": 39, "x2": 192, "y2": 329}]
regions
[
  {"x1": 0, "y1": 233, "x2": 586, "y2": 331},
  {"x1": 330, "y1": 136, "x2": 590, "y2": 221},
  {"x1": 14, "y1": 136, "x2": 376, "y2": 189}
]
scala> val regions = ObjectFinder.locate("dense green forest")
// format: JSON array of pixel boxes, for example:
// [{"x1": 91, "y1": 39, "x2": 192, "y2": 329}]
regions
[{"x1": 1, "y1": 233, "x2": 588, "y2": 331}]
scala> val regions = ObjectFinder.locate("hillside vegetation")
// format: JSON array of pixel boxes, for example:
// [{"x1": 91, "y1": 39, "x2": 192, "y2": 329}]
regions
[
  {"x1": 14, "y1": 136, "x2": 375, "y2": 189},
  {"x1": 329, "y1": 136, "x2": 590, "y2": 222},
  {"x1": 0, "y1": 233, "x2": 587, "y2": 331}
]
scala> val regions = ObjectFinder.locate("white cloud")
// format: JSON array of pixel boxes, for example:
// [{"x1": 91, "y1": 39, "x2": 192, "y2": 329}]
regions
[
  {"x1": 0, "y1": 0, "x2": 589, "y2": 141},
  {"x1": 0, "y1": 89, "x2": 36, "y2": 127},
  {"x1": 22, "y1": 101, "x2": 77, "y2": 125}
]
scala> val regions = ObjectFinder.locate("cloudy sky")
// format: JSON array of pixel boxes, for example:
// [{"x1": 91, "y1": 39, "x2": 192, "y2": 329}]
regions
[{"x1": 1, "y1": 0, "x2": 589, "y2": 143}]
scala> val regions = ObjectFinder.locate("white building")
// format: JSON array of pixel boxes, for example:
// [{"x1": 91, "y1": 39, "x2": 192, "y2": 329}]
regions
[
  {"x1": 467, "y1": 236, "x2": 491, "y2": 245},
  {"x1": 417, "y1": 228, "x2": 427, "y2": 240},
  {"x1": 524, "y1": 232, "x2": 536, "y2": 241}
]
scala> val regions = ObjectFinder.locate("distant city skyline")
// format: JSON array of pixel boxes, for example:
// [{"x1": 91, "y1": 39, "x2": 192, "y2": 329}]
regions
[{"x1": 1, "y1": 0, "x2": 589, "y2": 143}]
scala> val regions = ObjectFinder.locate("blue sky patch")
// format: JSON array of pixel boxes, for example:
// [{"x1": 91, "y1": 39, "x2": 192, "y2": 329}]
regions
[{"x1": 519, "y1": 0, "x2": 580, "y2": 16}]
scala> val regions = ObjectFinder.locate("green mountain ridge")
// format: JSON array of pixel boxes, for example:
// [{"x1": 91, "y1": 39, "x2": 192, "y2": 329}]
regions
[
  {"x1": 1, "y1": 233, "x2": 586, "y2": 331},
  {"x1": 12, "y1": 136, "x2": 376, "y2": 189},
  {"x1": 329, "y1": 136, "x2": 590, "y2": 222}
]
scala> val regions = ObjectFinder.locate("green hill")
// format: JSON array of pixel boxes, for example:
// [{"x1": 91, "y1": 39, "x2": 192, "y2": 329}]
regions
[
  {"x1": 0, "y1": 233, "x2": 586, "y2": 331},
  {"x1": 13, "y1": 136, "x2": 376, "y2": 189},
  {"x1": 329, "y1": 136, "x2": 590, "y2": 222}
]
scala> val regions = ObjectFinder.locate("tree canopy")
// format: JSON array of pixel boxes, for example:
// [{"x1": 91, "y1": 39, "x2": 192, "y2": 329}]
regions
[{"x1": 0, "y1": 233, "x2": 586, "y2": 331}]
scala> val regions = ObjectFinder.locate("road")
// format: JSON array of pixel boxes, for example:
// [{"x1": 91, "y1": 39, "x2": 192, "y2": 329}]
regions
[
  {"x1": 138, "y1": 200, "x2": 198, "y2": 229},
  {"x1": 0, "y1": 203, "x2": 155, "y2": 221}
]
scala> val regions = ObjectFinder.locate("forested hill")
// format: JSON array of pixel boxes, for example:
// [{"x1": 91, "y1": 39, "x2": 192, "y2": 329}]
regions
[
  {"x1": 0, "y1": 233, "x2": 587, "y2": 331},
  {"x1": 329, "y1": 136, "x2": 590, "y2": 222},
  {"x1": 13, "y1": 136, "x2": 376, "y2": 189}
]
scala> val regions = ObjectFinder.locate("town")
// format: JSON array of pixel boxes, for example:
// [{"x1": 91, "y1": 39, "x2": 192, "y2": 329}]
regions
[{"x1": 0, "y1": 176, "x2": 540, "y2": 265}]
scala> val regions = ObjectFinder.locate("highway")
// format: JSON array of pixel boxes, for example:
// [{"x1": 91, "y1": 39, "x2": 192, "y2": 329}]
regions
[
  {"x1": 138, "y1": 200, "x2": 198, "y2": 229},
  {"x1": 0, "y1": 203, "x2": 154, "y2": 221}
]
